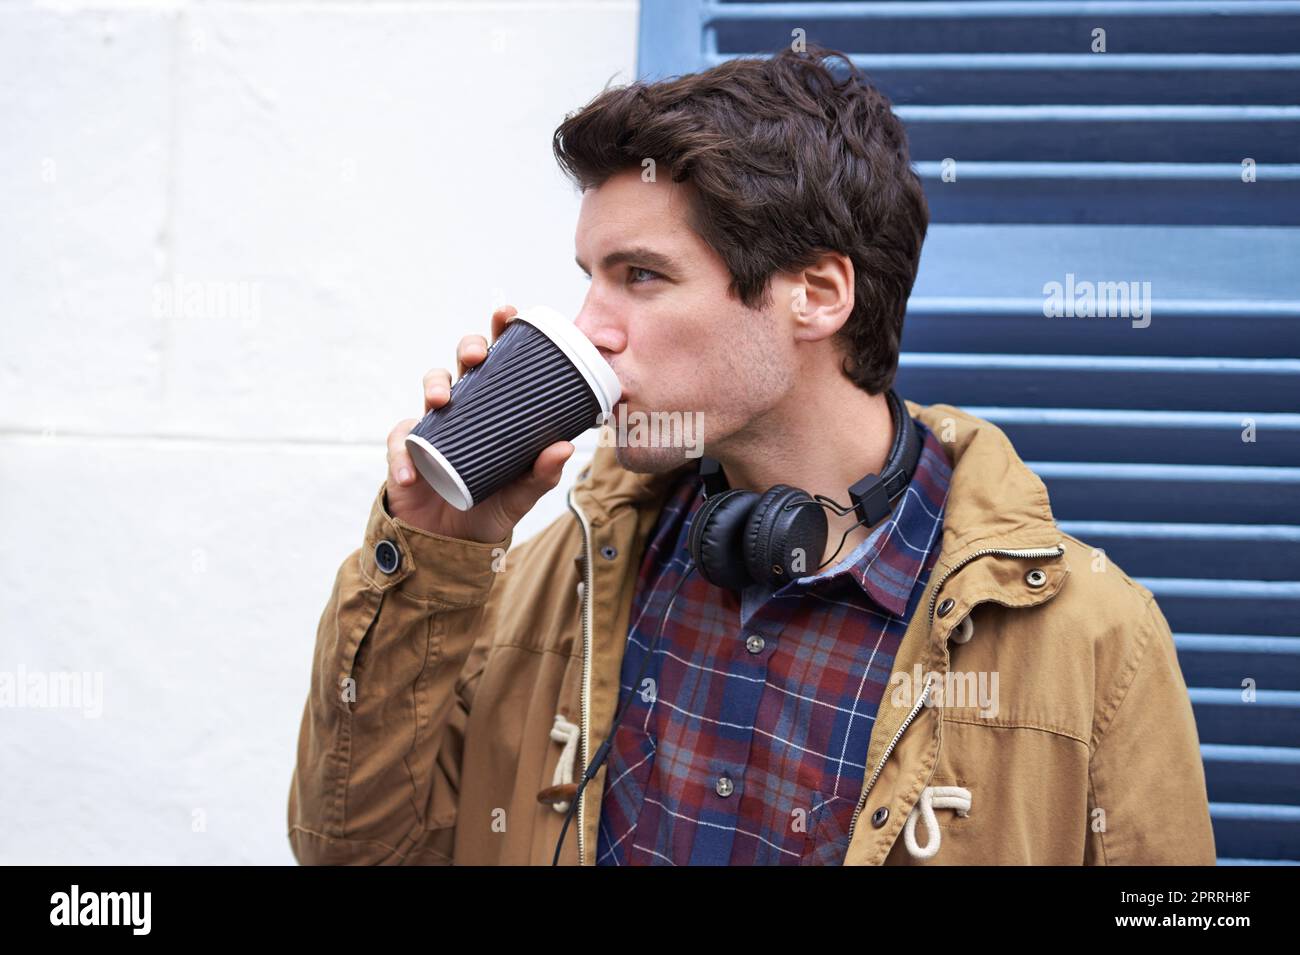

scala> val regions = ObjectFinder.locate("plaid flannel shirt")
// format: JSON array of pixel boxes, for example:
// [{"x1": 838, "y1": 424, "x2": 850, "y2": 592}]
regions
[{"x1": 596, "y1": 419, "x2": 953, "y2": 865}]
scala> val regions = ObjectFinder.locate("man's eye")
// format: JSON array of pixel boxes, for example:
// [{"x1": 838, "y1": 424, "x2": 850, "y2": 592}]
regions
[{"x1": 628, "y1": 267, "x2": 660, "y2": 284}]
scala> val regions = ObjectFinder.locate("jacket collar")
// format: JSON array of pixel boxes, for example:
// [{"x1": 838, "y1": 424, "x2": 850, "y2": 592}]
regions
[
  {"x1": 571, "y1": 400, "x2": 1061, "y2": 557},
  {"x1": 569, "y1": 435, "x2": 697, "y2": 528},
  {"x1": 903, "y1": 401, "x2": 1061, "y2": 560}
]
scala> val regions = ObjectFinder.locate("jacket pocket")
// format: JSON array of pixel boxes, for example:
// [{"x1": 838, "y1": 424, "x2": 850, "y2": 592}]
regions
[{"x1": 341, "y1": 593, "x2": 384, "y2": 703}]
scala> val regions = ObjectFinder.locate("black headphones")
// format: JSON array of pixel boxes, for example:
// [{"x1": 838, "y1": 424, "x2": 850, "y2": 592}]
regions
[
  {"x1": 550, "y1": 388, "x2": 922, "y2": 865},
  {"x1": 687, "y1": 387, "x2": 923, "y2": 591}
]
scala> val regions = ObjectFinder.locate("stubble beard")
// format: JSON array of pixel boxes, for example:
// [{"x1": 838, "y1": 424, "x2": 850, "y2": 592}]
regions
[{"x1": 613, "y1": 441, "x2": 694, "y2": 474}]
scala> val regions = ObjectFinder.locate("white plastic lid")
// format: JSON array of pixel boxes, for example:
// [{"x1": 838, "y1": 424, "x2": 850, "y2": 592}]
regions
[{"x1": 510, "y1": 304, "x2": 622, "y2": 414}]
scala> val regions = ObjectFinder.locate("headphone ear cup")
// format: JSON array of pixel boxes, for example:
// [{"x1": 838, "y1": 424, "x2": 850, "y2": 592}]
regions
[
  {"x1": 743, "y1": 486, "x2": 828, "y2": 588},
  {"x1": 688, "y1": 489, "x2": 758, "y2": 591}
]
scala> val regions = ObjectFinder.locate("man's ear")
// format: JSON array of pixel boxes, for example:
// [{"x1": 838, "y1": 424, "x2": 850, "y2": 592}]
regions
[{"x1": 788, "y1": 251, "x2": 854, "y2": 343}]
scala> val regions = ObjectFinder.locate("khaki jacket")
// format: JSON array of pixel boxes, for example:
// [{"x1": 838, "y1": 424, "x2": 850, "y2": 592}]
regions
[{"x1": 287, "y1": 401, "x2": 1217, "y2": 865}]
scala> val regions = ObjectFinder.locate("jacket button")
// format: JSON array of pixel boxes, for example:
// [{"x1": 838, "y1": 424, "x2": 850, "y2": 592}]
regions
[
  {"x1": 1025, "y1": 568, "x2": 1048, "y2": 587},
  {"x1": 374, "y1": 539, "x2": 401, "y2": 574},
  {"x1": 871, "y1": 806, "x2": 889, "y2": 828},
  {"x1": 936, "y1": 597, "x2": 955, "y2": 617},
  {"x1": 600, "y1": 545, "x2": 618, "y2": 560}
]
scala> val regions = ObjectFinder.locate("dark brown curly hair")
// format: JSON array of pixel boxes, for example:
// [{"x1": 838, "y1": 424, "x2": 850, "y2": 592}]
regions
[{"x1": 551, "y1": 43, "x2": 928, "y2": 395}]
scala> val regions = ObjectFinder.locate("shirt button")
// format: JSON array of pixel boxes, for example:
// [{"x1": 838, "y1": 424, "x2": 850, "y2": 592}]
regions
[
  {"x1": 715, "y1": 775, "x2": 734, "y2": 797},
  {"x1": 871, "y1": 806, "x2": 889, "y2": 828},
  {"x1": 745, "y1": 634, "x2": 765, "y2": 654},
  {"x1": 374, "y1": 539, "x2": 401, "y2": 574}
]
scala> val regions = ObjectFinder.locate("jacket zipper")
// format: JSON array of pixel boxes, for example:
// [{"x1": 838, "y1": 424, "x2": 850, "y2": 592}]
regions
[
  {"x1": 846, "y1": 674, "x2": 934, "y2": 846},
  {"x1": 845, "y1": 541, "x2": 1066, "y2": 848},
  {"x1": 565, "y1": 486, "x2": 595, "y2": 867}
]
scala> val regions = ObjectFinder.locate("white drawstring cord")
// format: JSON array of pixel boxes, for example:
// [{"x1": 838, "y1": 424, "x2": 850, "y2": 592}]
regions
[
  {"x1": 898, "y1": 617, "x2": 974, "y2": 859},
  {"x1": 951, "y1": 614, "x2": 974, "y2": 644},
  {"x1": 903, "y1": 785, "x2": 972, "y2": 860},
  {"x1": 548, "y1": 713, "x2": 581, "y2": 813}
]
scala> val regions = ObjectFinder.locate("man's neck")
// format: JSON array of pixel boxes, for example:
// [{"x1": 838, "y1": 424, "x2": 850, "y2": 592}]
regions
[{"x1": 711, "y1": 380, "x2": 897, "y2": 571}]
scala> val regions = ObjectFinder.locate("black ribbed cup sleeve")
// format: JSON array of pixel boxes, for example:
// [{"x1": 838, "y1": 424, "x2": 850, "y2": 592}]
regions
[{"x1": 407, "y1": 317, "x2": 605, "y2": 508}]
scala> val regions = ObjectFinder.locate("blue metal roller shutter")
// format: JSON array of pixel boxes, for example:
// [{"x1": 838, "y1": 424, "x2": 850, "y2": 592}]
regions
[{"x1": 638, "y1": 0, "x2": 1300, "y2": 865}]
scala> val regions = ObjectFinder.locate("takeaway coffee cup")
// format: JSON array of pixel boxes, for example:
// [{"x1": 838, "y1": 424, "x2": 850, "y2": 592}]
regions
[{"x1": 404, "y1": 304, "x2": 622, "y2": 511}]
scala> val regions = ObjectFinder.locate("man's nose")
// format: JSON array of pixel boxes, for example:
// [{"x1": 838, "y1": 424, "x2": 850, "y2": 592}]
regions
[{"x1": 574, "y1": 294, "x2": 624, "y2": 359}]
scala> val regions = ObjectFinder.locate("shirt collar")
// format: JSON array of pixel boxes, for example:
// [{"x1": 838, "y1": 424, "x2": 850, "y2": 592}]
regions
[{"x1": 788, "y1": 422, "x2": 952, "y2": 618}]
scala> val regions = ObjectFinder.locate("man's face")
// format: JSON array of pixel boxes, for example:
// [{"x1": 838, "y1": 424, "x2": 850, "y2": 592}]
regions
[{"x1": 573, "y1": 167, "x2": 797, "y2": 473}]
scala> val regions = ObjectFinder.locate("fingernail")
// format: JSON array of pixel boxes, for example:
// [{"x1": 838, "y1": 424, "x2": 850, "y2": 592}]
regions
[{"x1": 398, "y1": 467, "x2": 412, "y2": 483}]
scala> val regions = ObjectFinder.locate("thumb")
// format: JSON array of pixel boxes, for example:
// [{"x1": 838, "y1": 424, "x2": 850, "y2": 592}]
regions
[
  {"x1": 542, "y1": 441, "x2": 576, "y2": 484},
  {"x1": 500, "y1": 442, "x2": 575, "y2": 517}
]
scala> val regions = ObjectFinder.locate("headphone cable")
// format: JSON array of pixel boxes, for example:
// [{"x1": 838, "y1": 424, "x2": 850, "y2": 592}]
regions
[{"x1": 551, "y1": 560, "x2": 695, "y2": 866}]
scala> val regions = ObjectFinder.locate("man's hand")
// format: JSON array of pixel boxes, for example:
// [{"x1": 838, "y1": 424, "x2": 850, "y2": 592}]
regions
[{"x1": 385, "y1": 305, "x2": 576, "y2": 543}]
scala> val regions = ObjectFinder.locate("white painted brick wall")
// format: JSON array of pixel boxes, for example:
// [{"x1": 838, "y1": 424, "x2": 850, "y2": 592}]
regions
[{"x1": 0, "y1": 0, "x2": 640, "y2": 864}]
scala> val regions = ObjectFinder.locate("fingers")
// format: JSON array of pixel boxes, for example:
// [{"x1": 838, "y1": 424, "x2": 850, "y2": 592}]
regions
[
  {"x1": 456, "y1": 334, "x2": 488, "y2": 380},
  {"x1": 447, "y1": 306, "x2": 518, "y2": 389},
  {"x1": 490, "y1": 304, "x2": 518, "y2": 343},
  {"x1": 422, "y1": 368, "x2": 453, "y2": 414},
  {"x1": 387, "y1": 418, "x2": 421, "y2": 486}
]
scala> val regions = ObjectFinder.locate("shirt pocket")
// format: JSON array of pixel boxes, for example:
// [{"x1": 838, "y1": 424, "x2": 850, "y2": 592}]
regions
[
  {"x1": 596, "y1": 725, "x2": 659, "y2": 864},
  {"x1": 801, "y1": 789, "x2": 854, "y2": 866}
]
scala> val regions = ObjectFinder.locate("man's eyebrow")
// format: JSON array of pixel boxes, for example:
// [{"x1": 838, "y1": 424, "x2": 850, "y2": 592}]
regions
[{"x1": 575, "y1": 247, "x2": 680, "y2": 275}]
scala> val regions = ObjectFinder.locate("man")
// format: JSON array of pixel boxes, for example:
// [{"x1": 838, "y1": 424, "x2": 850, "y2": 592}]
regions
[{"x1": 287, "y1": 45, "x2": 1216, "y2": 865}]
